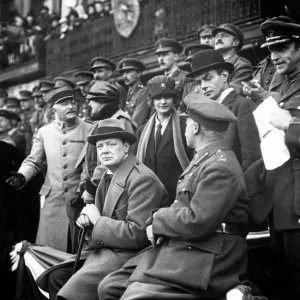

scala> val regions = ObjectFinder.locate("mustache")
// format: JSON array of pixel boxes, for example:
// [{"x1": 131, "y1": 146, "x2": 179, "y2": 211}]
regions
[{"x1": 216, "y1": 40, "x2": 223, "y2": 44}]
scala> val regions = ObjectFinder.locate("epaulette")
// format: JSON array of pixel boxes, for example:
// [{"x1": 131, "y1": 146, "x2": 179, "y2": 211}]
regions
[{"x1": 215, "y1": 150, "x2": 228, "y2": 164}]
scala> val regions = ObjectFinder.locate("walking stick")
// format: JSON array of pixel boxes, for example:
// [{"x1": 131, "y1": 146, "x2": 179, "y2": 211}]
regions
[{"x1": 72, "y1": 226, "x2": 87, "y2": 275}]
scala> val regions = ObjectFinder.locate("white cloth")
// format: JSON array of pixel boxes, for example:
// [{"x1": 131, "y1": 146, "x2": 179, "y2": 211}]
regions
[{"x1": 253, "y1": 96, "x2": 290, "y2": 170}]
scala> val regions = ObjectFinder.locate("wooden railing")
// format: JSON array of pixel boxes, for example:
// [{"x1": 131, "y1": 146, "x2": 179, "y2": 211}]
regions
[{"x1": 46, "y1": 0, "x2": 261, "y2": 76}]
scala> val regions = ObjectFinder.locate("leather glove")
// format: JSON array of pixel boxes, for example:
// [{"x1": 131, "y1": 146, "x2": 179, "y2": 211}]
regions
[
  {"x1": 67, "y1": 191, "x2": 85, "y2": 222},
  {"x1": 6, "y1": 172, "x2": 26, "y2": 189}
]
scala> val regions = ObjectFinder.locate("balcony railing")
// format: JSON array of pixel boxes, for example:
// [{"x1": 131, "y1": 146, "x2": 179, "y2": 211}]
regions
[{"x1": 46, "y1": 0, "x2": 261, "y2": 76}]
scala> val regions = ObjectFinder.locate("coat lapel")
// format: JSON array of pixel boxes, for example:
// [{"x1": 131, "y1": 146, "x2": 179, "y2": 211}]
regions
[
  {"x1": 102, "y1": 154, "x2": 136, "y2": 217},
  {"x1": 156, "y1": 118, "x2": 173, "y2": 158},
  {"x1": 221, "y1": 90, "x2": 236, "y2": 108},
  {"x1": 278, "y1": 77, "x2": 300, "y2": 103}
]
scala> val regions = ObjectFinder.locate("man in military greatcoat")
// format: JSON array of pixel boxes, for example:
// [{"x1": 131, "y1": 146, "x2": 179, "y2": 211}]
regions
[{"x1": 6, "y1": 87, "x2": 93, "y2": 253}]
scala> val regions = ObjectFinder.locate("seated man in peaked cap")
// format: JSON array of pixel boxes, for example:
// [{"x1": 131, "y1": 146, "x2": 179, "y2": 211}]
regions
[
  {"x1": 39, "y1": 79, "x2": 55, "y2": 124},
  {"x1": 35, "y1": 119, "x2": 168, "y2": 300},
  {"x1": 197, "y1": 24, "x2": 217, "y2": 48},
  {"x1": 98, "y1": 94, "x2": 250, "y2": 300},
  {"x1": 212, "y1": 23, "x2": 253, "y2": 93}
]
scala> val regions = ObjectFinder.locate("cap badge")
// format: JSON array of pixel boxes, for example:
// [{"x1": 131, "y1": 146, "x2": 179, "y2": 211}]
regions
[
  {"x1": 160, "y1": 83, "x2": 166, "y2": 88},
  {"x1": 267, "y1": 29, "x2": 275, "y2": 38}
]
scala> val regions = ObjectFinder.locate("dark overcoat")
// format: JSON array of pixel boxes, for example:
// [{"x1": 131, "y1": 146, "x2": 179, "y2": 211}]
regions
[{"x1": 222, "y1": 90, "x2": 261, "y2": 171}]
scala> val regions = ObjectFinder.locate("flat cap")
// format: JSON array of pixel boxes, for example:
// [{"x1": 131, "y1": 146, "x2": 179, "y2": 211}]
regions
[
  {"x1": 89, "y1": 56, "x2": 116, "y2": 71},
  {"x1": 184, "y1": 44, "x2": 213, "y2": 62},
  {"x1": 118, "y1": 58, "x2": 145, "y2": 72},
  {"x1": 260, "y1": 16, "x2": 300, "y2": 48},
  {"x1": 54, "y1": 77, "x2": 75, "y2": 89},
  {"x1": 0, "y1": 109, "x2": 21, "y2": 122},
  {"x1": 73, "y1": 71, "x2": 94, "y2": 86},
  {"x1": 187, "y1": 49, "x2": 234, "y2": 78},
  {"x1": 0, "y1": 88, "x2": 8, "y2": 98},
  {"x1": 86, "y1": 81, "x2": 120, "y2": 104},
  {"x1": 50, "y1": 86, "x2": 74, "y2": 104},
  {"x1": 154, "y1": 38, "x2": 183, "y2": 54},
  {"x1": 147, "y1": 75, "x2": 180, "y2": 106},
  {"x1": 182, "y1": 93, "x2": 237, "y2": 132},
  {"x1": 19, "y1": 90, "x2": 32, "y2": 101},
  {"x1": 197, "y1": 24, "x2": 217, "y2": 39},
  {"x1": 39, "y1": 80, "x2": 55, "y2": 92},
  {"x1": 4, "y1": 97, "x2": 20, "y2": 107},
  {"x1": 212, "y1": 23, "x2": 244, "y2": 51}
]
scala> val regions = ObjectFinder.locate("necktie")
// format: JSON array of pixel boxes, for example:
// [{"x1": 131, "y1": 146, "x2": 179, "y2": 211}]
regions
[
  {"x1": 104, "y1": 174, "x2": 113, "y2": 195},
  {"x1": 155, "y1": 123, "x2": 162, "y2": 154}
]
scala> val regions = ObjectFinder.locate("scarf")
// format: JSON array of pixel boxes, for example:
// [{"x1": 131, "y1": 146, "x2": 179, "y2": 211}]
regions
[{"x1": 136, "y1": 109, "x2": 190, "y2": 170}]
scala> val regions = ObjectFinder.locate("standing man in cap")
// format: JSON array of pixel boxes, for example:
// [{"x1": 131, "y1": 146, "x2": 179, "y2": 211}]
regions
[
  {"x1": 256, "y1": 16, "x2": 300, "y2": 299},
  {"x1": 89, "y1": 56, "x2": 127, "y2": 110},
  {"x1": 73, "y1": 70, "x2": 94, "y2": 120},
  {"x1": 6, "y1": 87, "x2": 93, "y2": 253},
  {"x1": 181, "y1": 44, "x2": 213, "y2": 109},
  {"x1": 54, "y1": 77, "x2": 75, "y2": 90},
  {"x1": 119, "y1": 58, "x2": 152, "y2": 127},
  {"x1": 40, "y1": 79, "x2": 55, "y2": 125},
  {"x1": 213, "y1": 23, "x2": 253, "y2": 93},
  {"x1": 18, "y1": 90, "x2": 36, "y2": 155},
  {"x1": 197, "y1": 24, "x2": 217, "y2": 47},
  {"x1": 0, "y1": 88, "x2": 7, "y2": 108},
  {"x1": 30, "y1": 89, "x2": 46, "y2": 137},
  {"x1": 135, "y1": 75, "x2": 193, "y2": 203},
  {"x1": 154, "y1": 38, "x2": 192, "y2": 108},
  {"x1": 188, "y1": 49, "x2": 261, "y2": 171},
  {"x1": 36, "y1": 119, "x2": 168, "y2": 300},
  {"x1": 4, "y1": 96, "x2": 21, "y2": 115},
  {"x1": 98, "y1": 94, "x2": 250, "y2": 300}
]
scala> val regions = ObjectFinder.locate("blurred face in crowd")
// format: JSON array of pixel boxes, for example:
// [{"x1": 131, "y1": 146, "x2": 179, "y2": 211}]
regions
[
  {"x1": 26, "y1": 15, "x2": 34, "y2": 25},
  {"x1": 53, "y1": 97, "x2": 77, "y2": 122},
  {"x1": 5, "y1": 103, "x2": 21, "y2": 115},
  {"x1": 153, "y1": 95, "x2": 174, "y2": 117},
  {"x1": 157, "y1": 51, "x2": 178, "y2": 72},
  {"x1": 196, "y1": 69, "x2": 229, "y2": 100},
  {"x1": 214, "y1": 31, "x2": 239, "y2": 52},
  {"x1": 14, "y1": 16, "x2": 24, "y2": 26},
  {"x1": 122, "y1": 70, "x2": 140, "y2": 87},
  {"x1": 185, "y1": 117, "x2": 198, "y2": 148},
  {"x1": 269, "y1": 41, "x2": 300, "y2": 75},
  {"x1": 200, "y1": 35, "x2": 215, "y2": 48},
  {"x1": 34, "y1": 96, "x2": 45, "y2": 108},
  {"x1": 42, "y1": 90, "x2": 52, "y2": 103},
  {"x1": 79, "y1": 82, "x2": 92, "y2": 97},
  {"x1": 94, "y1": 67, "x2": 112, "y2": 81},
  {"x1": 95, "y1": 2, "x2": 103, "y2": 13},
  {"x1": 88, "y1": 5, "x2": 95, "y2": 15},
  {"x1": 96, "y1": 138, "x2": 129, "y2": 172},
  {"x1": 0, "y1": 116, "x2": 12, "y2": 134},
  {"x1": 20, "y1": 99, "x2": 34, "y2": 111}
]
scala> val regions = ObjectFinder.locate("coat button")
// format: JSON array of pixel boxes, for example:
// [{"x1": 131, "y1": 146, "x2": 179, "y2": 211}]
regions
[
  {"x1": 174, "y1": 200, "x2": 178, "y2": 204},
  {"x1": 64, "y1": 188, "x2": 68, "y2": 193},
  {"x1": 297, "y1": 218, "x2": 300, "y2": 224},
  {"x1": 63, "y1": 164, "x2": 67, "y2": 169},
  {"x1": 279, "y1": 102, "x2": 284, "y2": 108},
  {"x1": 178, "y1": 180, "x2": 181, "y2": 183},
  {"x1": 265, "y1": 80, "x2": 270, "y2": 84},
  {"x1": 182, "y1": 188, "x2": 186, "y2": 192},
  {"x1": 268, "y1": 70, "x2": 273, "y2": 74},
  {"x1": 63, "y1": 176, "x2": 67, "y2": 181},
  {"x1": 62, "y1": 153, "x2": 67, "y2": 157},
  {"x1": 62, "y1": 140, "x2": 66, "y2": 145},
  {"x1": 297, "y1": 106, "x2": 300, "y2": 110},
  {"x1": 188, "y1": 246, "x2": 192, "y2": 250}
]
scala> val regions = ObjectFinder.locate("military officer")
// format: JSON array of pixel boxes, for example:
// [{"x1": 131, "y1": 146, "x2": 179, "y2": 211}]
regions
[
  {"x1": 257, "y1": 16, "x2": 300, "y2": 299},
  {"x1": 31, "y1": 89, "x2": 46, "y2": 137},
  {"x1": 89, "y1": 56, "x2": 127, "y2": 110},
  {"x1": 98, "y1": 94, "x2": 250, "y2": 300},
  {"x1": 212, "y1": 23, "x2": 253, "y2": 94},
  {"x1": 154, "y1": 38, "x2": 192, "y2": 109},
  {"x1": 0, "y1": 88, "x2": 7, "y2": 108},
  {"x1": 7, "y1": 87, "x2": 93, "y2": 253},
  {"x1": 73, "y1": 70, "x2": 94, "y2": 120},
  {"x1": 119, "y1": 58, "x2": 152, "y2": 127},
  {"x1": 197, "y1": 24, "x2": 217, "y2": 47},
  {"x1": 18, "y1": 90, "x2": 35, "y2": 155},
  {"x1": 4, "y1": 96, "x2": 21, "y2": 116},
  {"x1": 53, "y1": 77, "x2": 75, "y2": 90},
  {"x1": 40, "y1": 79, "x2": 55, "y2": 125}
]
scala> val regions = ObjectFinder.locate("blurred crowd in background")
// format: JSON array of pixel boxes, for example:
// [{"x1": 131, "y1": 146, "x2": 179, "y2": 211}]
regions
[{"x1": 0, "y1": 0, "x2": 113, "y2": 70}]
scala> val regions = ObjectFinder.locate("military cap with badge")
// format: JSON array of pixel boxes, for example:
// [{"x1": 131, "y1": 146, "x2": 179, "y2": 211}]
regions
[
  {"x1": 118, "y1": 58, "x2": 145, "y2": 73},
  {"x1": 212, "y1": 23, "x2": 244, "y2": 51},
  {"x1": 4, "y1": 97, "x2": 20, "y2": 109},
  {"x1": 19, "y1": 90, "x2": 33, "y2": 101},
  {"x1": 197, "y1": 24, "x2": 217, "y2": 39},
  {"x1": 154, "y1": 38, "x2": 183, "y2": 54},
  {"x1": 53, "y1": 77, "x2": 75, "y2": 89},
  {"x1": 89, "y1": 56, "x2": 116, "y2": 71},
  {"x1": 39, "y1": 80, "x2": 55, "y2": 92},
  {"x1": 73, "y1": 71, "x2": 94, "y2": 86},
  {"x1": 260, "y1": 15, "x2": 300, "y2": 48},
  {"x1": 50, "y1": 86, "x2": 76, "y2": 105}
]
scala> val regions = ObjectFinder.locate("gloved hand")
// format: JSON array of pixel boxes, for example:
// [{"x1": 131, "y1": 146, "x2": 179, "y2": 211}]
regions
[
  {"x1": 67, "y1": 191, "x2": 85, "y2": 222},
  {"x1": 6, "y1": 172, "x2": 26, "y2": 189}
]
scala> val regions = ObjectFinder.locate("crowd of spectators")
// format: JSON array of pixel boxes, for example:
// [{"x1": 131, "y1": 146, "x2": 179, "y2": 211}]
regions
[{"x1": 0, "y1": 1, "x2": 113, "y2": 70}]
